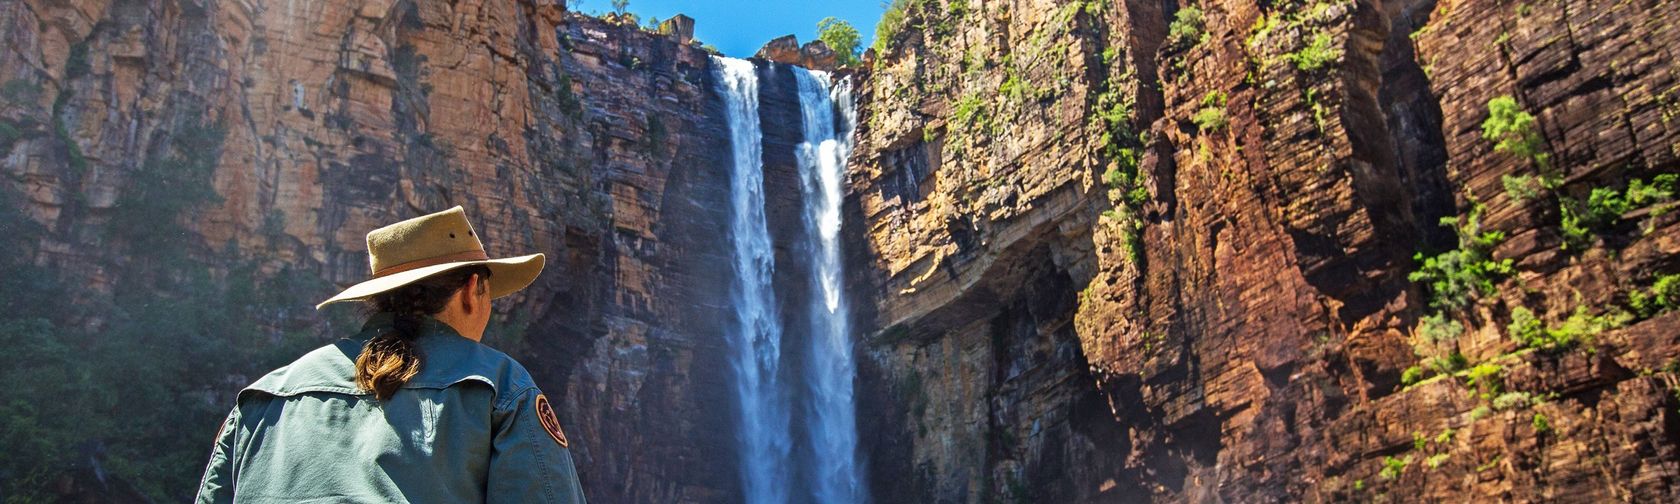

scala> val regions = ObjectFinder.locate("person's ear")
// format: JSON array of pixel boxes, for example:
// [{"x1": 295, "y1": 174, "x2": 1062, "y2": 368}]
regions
[{"x1": 461, "y1": 274, "x2": 483, "y2": 314}]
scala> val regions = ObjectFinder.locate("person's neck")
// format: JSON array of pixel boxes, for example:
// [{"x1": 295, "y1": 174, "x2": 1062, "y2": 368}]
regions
[{"x1": 431, "y1": 310, "x2": 483, "y2": 342}]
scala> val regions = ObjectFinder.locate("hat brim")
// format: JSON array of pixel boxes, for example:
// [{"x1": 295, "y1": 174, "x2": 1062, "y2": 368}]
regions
[{"x1": 315, "y1": 253, "x2": 545, "y2": 309}]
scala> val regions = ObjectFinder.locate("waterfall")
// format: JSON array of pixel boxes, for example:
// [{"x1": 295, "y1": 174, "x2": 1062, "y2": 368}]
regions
[
  {"x1": 712, "y1": 55, "x2": 793, "y2": 504},
  {"x1": 792, "y1": 68, "x2": 865, "y2": 504}
]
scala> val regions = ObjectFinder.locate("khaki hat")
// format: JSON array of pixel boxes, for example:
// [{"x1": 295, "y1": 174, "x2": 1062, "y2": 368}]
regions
[{"x1": 316, "y1": 206, "x2": 544, "y2": 309}]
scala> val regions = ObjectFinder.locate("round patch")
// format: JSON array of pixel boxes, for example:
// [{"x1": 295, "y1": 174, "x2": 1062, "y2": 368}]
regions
[{"x1": 534, "y1": 393, "x2": 569, "y2": 448}]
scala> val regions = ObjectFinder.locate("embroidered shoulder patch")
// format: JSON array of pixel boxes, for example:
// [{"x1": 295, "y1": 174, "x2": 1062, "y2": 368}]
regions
[{"x1": 534, "y1": 393, "x2": 569, "y2": 448}]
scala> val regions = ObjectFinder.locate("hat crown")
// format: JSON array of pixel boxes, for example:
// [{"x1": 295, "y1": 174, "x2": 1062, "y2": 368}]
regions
[{"x1": 366, "y1": 206, "x2": 486, "y2": 276}]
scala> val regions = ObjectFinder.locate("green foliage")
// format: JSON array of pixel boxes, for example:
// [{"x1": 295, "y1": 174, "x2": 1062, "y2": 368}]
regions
[
  {"x1": 111, "y1": 120, "x2": 227, "y2": 252},
  {"x1": 51, "y1": 89, "x2": 89, "y2": 175},
  {"x1": 1418, "y1": 312, "x2": 1463, "y2": 342},
  {"x1": 644, "y1": 113, "x2": 667, "y2": 158},
  {"x1": 0, "y1": 178, "x2": 364, "y2": 501},
  {"x1": 1434, "y1": 427, "x2": 1456, "y2": 444},
  {"x1": 1123, "y1": 220, "x2": 1145, "y2": 265},
  {"x1": 1501, "y1": 174, "x2": 1543, "y2": 202},
  {"x1": 1470, "y1": 405, "x2": 1493, "y2": 420},
  {"x1": 1427, "y1": 352, "x2": 1468, "y2": 374},
  {"x1": 1380, "y1": 454, "x2": 1411, "y2": 480},
  {"x1": 66, "y1": 41, "x2": 91, "y2": 80},
  {"x1": 1409, "y1": 204, "x2": 1514, "y2": 310},
  {"x1": 1288, "y1": 31, "x2": 1341, "y2": 72},
  {"x1": 1628, "y1": 274, "x2": 1680, "y2": 317},
  {"x1": 611, "y1": 0, "x2": 629, "y2": 15},
  {"x1": 1425, "y1": 453, "x2": 1451, "y2": 470},
  {"x1": 1481, "y1": 95, "x2": 1549, "y2": 167},
  {"x1": 556, "y1": 73, "x2": 582, "y2": 119},
  {"x1": 1193, "y1": 90, "x2": 1228, "y2": 132},
  {"x1": 2, "y1": 78, "x2": 43, "y2": 105},
  {"x1": 1411, "y1": 431, "x2": 1428, "y2": 451},
  {"x1": 1465, "y1": 362, "x2": 1504, "y2": 398},
  {"x1": 1401, "y1": 365, "x2": 1425, "y2": 386},
  {"x1": 817, "y1": 17, "x2": 863, "y2": 66},
  {"x1": 1531, "y1": 412, "x2": 1551, "y2": 434},
  {"x1": 1507, "y1": 306, "x2": 1544, "y2": 345},
  {"x1": 1167, "y1": 6, "x2": 1206, "y2": 50},
  {"x1": 873, "y1": 0, "x2": 914, "y2": 54},
  {"x1": 0, "y1": 120, "x2": 21, "y2": 154},
  {"x1": 998, "y1": 74, "x2": 1034, "y2": 104},
  {"x1": 953, "y1": 92, "x2": 988, "y2": 132},
  {"x1": 1510, "y1": 305, "x2": 1628, "y2": 352},
  {"x1": 1560, "y1": 174, "x2": 1677, "y2": 249},
  {"x1": 1491, "y1": 391, "x2": 1532, "y2": 410}
]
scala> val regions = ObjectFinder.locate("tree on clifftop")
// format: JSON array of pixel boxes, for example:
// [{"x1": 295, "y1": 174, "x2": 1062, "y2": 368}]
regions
[{"x1": 818, "y1": 17, "x2": 862, "y2": 67}]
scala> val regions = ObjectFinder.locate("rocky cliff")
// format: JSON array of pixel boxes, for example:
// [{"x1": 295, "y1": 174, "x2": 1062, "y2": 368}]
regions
[
  {"x1": 849, "y1": 0, "x2": 1679, "y2": 501},
  {"x1": 0, "y1": 0, "x2": 758, "y2": 500},
  {"x1": 2, "y1": 0, "x2": 1677, "y2": 502}
]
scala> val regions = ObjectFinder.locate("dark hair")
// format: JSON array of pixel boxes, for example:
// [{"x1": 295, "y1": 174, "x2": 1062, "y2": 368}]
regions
[{"x1": 356, "y1": 265, "x2": 492, "y2": 401}]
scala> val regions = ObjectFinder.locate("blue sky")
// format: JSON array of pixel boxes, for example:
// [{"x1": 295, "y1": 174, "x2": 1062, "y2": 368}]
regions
[{"x1": 572, "y1": 0, "x2": 887, "y2": 58}]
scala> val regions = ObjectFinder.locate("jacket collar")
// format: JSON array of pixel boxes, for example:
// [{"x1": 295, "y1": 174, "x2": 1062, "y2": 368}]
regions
[{"x1": 241, "y1": 313, "x2": 509, "y2": 399}]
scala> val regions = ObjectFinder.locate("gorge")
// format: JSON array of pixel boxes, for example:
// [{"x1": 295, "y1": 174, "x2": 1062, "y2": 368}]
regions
[{"x1": 2, "y1": 0, "x2": 1679, "y2": 503}]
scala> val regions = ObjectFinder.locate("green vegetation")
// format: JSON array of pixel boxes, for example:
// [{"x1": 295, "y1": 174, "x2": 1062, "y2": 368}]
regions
[
  {"x1": 1561, "y1": 174, "x2": 1676, "y2": 249},
  {"x1": 51, "y1": 90, "x2": 89, "y2": 175},
  {"x1": 1481, "y1": 95, "x2": 1548, "y2": 168},
  {"x1": 1418, "y1": 312, "x2": 1464, "y2": 342},
  {"x1": 1629, "y1": 274, "x2": 1680, "y2": 317},
  {"x1": 1380, "y1": 454, "x2": 1411, "y2": 480},
  {"x1": 1401, "y1": 365, "x2": 1425, "y2": 386},
  {"x1": 1509, "y1": 305, "x2": 1628, "y2": 352},
  {"x1": 1167, "y1": 6, "x2": 1206, "y2": 50},
  {"x1": 1491, "y1": 391, "x2": 1532, "y2": 410},
  {"x1": 873, "y1": 0, "x2": 914, "y2": 54},
  {"x1": 111, "y1": 120, "x2": 227, "y2": 252},
  {"x1": 817, "y1": 17, "x2": 862, "y2": 66},
  {"x1": 1193, "y1": 90, "x2": 1228, "y2": 132},
  {"x1": 1464, "y1": 362, "x2": 1504, "y2": 399},
  {"x1": 644, "y1": 113, "x2": 667, "y2": 158},
  {"x1": 1532, "y1": 412, "x2": 1551, "y2": 434},
  {"x1": 2, "y1": 78, "x2": 42, "y2": 105},
  {"x1": 1425, "y1": 453, "x2": 1451, "y2": 470},
  {"x1": 66, "y1": 41, "x2": 91, "y2": 80},
  {"x1": 953, "y1": 92, "x2": 988, "y2": 132},
  {"x1": 1287, "y1": 31, "x2": 1340, "y2": 72},
  {"x1": 0, "y1": 159, "x2": 361, "y2": 501},
  {"x1": 1501, "y1": 174, "x2": 1547, "y2": 202},
  {"x1": 1409, "y1": 204, "x2": 1514, "y2": 311}
]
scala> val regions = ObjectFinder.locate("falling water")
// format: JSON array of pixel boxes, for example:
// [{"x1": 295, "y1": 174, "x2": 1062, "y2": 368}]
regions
[
  {"x1": 712, "y1": 55, "x2": 793, "y2": 504},
  {"x1": 793, "y1": 68, "x2": 866, "y2": 504}
]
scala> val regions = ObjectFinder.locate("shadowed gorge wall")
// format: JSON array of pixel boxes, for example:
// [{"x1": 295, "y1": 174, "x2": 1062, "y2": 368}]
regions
[{"x1": 2, "y1": 0, "x2": 1678, "y2": 502}]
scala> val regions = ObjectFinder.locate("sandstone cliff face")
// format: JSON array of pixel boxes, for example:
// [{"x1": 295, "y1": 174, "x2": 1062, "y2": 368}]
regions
[
  {"x1": 5, "y1": 0, "x2": 1678, "y2": 502},
  {"x1": 849, "y1": 0, "x2": 1679, "y2": 502},
  {"x1": 0, "y1": 0, "x2": 755, "y2": 501}
]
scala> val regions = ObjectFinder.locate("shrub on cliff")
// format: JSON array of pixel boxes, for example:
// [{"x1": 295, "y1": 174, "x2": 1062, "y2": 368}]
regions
[
  {"x1": 1481, "y1": 95, "x2": 1548, "y2": 167},
  {"x1": 1167, "y1": 6, "x2": 1206, "y2": 50},
  {"x1": 1288, "y1": 31, "x2": 1341, "y2": 72},
  {"x1": 1410, "y1": 202, "x2": 1513, "y2": 310},
  {"x1": 1192, "y1": 90, "x2": 1227, "y2": 132},
  {"x1": 1629, "y1": 274, "x2": 1680, "y2": 317},
  {"x1": 874, "y1": 0, "x2": 915, "y2": 55}
]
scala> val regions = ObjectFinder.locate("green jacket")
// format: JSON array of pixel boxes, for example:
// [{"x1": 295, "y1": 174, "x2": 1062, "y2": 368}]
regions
[{"x1": 194, "y1": 314, "x2": 587, "y2": 503}]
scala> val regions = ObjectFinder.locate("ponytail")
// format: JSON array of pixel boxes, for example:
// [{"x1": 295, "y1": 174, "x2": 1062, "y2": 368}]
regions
[{"x1": 356, "y1": 265, "x2": 492, "y2": 400}]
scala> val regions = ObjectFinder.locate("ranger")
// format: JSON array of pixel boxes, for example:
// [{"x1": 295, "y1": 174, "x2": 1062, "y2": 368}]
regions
[{"x1": 195, "y1": 206, "x2": 587, "y2": 503}]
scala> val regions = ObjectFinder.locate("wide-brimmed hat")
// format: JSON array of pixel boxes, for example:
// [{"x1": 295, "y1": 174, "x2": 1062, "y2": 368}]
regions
[{"x1": 316, "y1": 206, "x2": 544, "y2": 309}]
